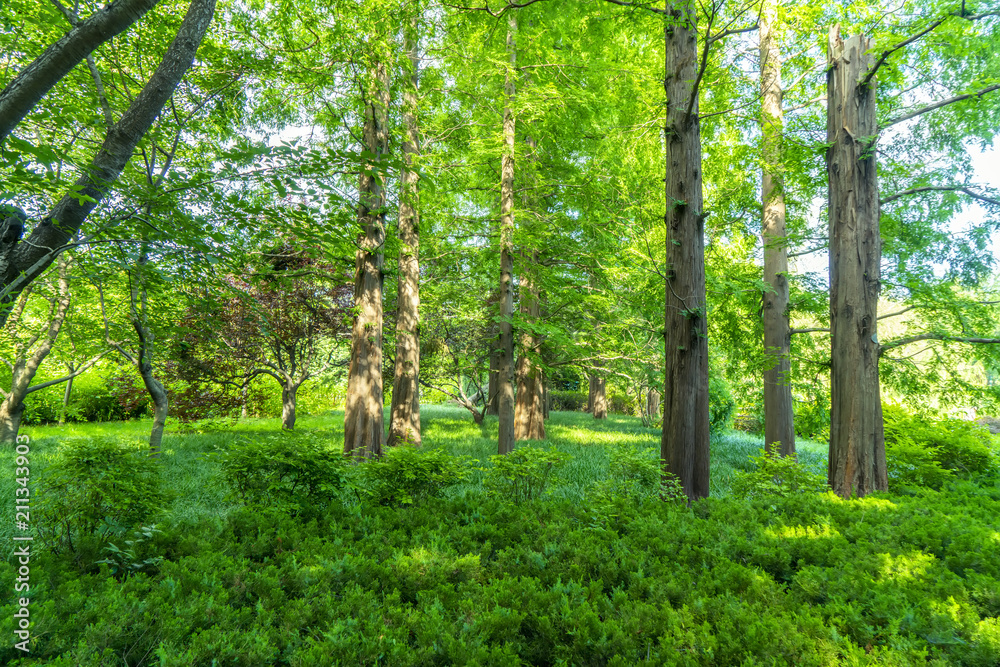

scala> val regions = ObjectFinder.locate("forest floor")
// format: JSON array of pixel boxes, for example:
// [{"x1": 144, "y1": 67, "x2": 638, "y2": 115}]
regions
[{"x1": 2, "y1": 407, "x2": 999, "y2": 665}]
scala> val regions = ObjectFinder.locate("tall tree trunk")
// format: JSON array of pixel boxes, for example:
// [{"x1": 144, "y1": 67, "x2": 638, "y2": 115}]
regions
[
  {"x1": 587, "y1": 374, "x2": 597, "y2": 413},
  {"x1": 497, "y1": 11, "x2": 517, "y2": 456},
  {"x1": 281, "y1": 382, "x2": 297, "y2": 430},
  {"x1": 514, "y1": 255, "x2": 545, "y2": 440},
  {"x1": 388, "y1": 28, "x2": 422, "y2": 449},
  {"x1": 760, "y1": 0, "x2": 795, "y2": 457},
  {"x1": 662, "y1": 0, "x2": 710, "y2": 502},
  {"x1": 593, "y1": 374, "x2": 607, "y2": 419},
  {"x1": 542, "y1": 375, "x2": 549, "y2": 419},
  {"x1": 344, "y1": 60, "x2": 390, "y2": 460},
  {"x1": 826, "y1": 27, "x2": 887, "y2": 498}
]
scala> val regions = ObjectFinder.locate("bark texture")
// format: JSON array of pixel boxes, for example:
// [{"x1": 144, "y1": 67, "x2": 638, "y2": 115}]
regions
[
  {"x1": 496, "y1": 12, "x2": 517, "y2": 456},
  {"x1": 592, "y1": 375, "x2": 607, "y2": 420},
  {"x1": 387, "y1": 29, "x2": 422, "y2": 449},
  {"x1": 486, "y1": 337, "x2": 500, "y2": 415},
  {"x1": 281, "y1": 384, "x2": 298, "y2": 431},
  {"x1": 760, "y1": 0, "x2": 795, "y2": 457},
  {"x1": 647, "y1": 388, "x2": 661, "y2": 420},
  {"x1": 0, "y1": 0, "x2": 218, "y2": 324},
  {"x1": 0, "y1": 0, "x2": 160, "y2": 142},
  {"x1": 344, "y1": 60, "x2": 390, "y2": 460},
  {"x1": 662, "y1": 0, "x2": 710, "y2": 501},
  {"x1": 514, "y1": 258, "x2": 545, "y2": 440},
  {"x1": 826, "y1": 27, "x2": 887, "y2": 498},
  {"x1": 587, "y1": 374, "x2": 597, "y2": 413}
]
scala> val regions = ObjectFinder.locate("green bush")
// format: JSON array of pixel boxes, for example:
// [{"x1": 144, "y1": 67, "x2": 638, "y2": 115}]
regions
[
  {"x1": 607, "y1": 391, "x2": 636, "y2": 415},
  {"x1": 590, "y1": 445, "x2": 687, "y2": 509},
  {"x1": 731, "y1": 448, "x2": 828, "y2": 499},
  {"x1": 884, "y1": 405, "x2": 999, "y2": 487},
  {"x1": 795, "y1": 394, "x2": 831, "y2": 441},
  {"x1": 709, "y1": 373, "x2": 736, "y2": 433},
  {"x1": 362, "y1": 445, "x2": 470, "y2": 506},
  {"x1": 218, "y1": 434, "x2": 348, "y2": 514},
  {"x1": 549, "y1": 390, "x2": 587, "y2": 411},
  {"x1": 483, "y1": 447, "x2": 570, "y2": 503},
  {"x1": 36, "y1": 437, "x2": 169, "y2": 553}
]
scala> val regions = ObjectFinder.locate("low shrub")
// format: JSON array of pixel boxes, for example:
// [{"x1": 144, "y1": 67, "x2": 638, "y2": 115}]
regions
[
  {"x1": 884, "y1": 405, "x2": 999, "y2": 487},
  {"x1": 362, "y1": 445, "x2": 470, "y2": 506},
  {"x1": 36, "y1": 437, "x2": 169, "y2": 553},
  {"x1": 709, "y1": 374, "x2": 736, "y2": 433},
  {"x1": 731, "y1": 448, "x2": 828, "y2": 499},
  {"x1": 217, "y1": 434, "x2": 347, "y2": 514},
  {"x1": 549, "y1": 390, "x2": 587, "y2": 412},
  {"x1": 483, "y1": 446, "x2": 570, "y2": 503}
]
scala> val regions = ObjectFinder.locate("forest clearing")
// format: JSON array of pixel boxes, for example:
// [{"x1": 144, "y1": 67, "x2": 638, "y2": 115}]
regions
[{"x1": 2, "y1": 0, "x2": 1000, "y2": 663}]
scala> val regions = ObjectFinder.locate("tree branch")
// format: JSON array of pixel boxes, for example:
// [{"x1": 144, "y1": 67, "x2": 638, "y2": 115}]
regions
[
  {"x1": 880, "y1": 184, "x2": 1000, "y2": 207},
  {"x1": 880, "y1": 333, "x2": 1000, "y2": 355},
  {"x1": 881, "y1": 83, "x2": 1000, "y2": 129}
]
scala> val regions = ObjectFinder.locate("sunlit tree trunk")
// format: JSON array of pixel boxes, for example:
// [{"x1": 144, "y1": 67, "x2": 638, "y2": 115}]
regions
[
  {"x1": 662, "y1": 0, "x2": 710, "y2": 501},
  {"x1": 345, "y1": 59, "x2": 390, "y2": 460},
  {"x1": 388, "y1": 26, "x2": 422, "y2": 449},
  {"x1": 514, "y1": 253, "x2": 544, "y2": 440},
  {"x1": 497, "y1": 11, "x2": 517, "y2": 455},
  {"x1": 593, "y1": 374, "x2": 608, "y2": 419},
  {"x1": 826, "y1": 27, "x2": 887, "y2": 497},
  {"x1": 281, "y1": 382, "x2": 298, "y2": 430},
  {"x1": 761, "y1": 0, "x2": 795, "y2": 457},
  {"x1": 344, "y1": 57, "x2": 390, "y2": 458}
]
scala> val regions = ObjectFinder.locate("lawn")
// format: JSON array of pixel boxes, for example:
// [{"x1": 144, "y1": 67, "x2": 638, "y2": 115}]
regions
[{"x1": 1, "y1": 407, "x2": 998, "y2": 665}]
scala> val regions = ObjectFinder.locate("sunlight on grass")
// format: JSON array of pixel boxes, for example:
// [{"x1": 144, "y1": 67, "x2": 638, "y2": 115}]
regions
[{"x1": 764, "y1": 523, "x2": 843, "y2": 540}]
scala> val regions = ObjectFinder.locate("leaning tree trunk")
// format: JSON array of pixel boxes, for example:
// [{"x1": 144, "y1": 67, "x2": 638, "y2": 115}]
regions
[
  {"x1": 761, "y1": 0, "x2": 795, "y2": 457},
  {"x1": 0, "y1": 0, "x2": 217, "y2": 324},
  {"x1": 281, "y1": 382, "x2": 298, "y2": 430},
  {"x1": 496, "y1": 11, "x2": 518, "y2": 456},
  {"x1": 662, "y1": 0, "x2": 710, "y2": 502},
  {"x1": 344, "y1": 59, "x2": 390, "y2": 460},
  {"x1": 514, "y1": 257, "x2": 545, "y2": 441},
  {"x1": 826, "y1": 27, "x2": 887, "y2": 498},
  {"x1": 387, "y1": 27, "x2": 422, "y2": 449}
]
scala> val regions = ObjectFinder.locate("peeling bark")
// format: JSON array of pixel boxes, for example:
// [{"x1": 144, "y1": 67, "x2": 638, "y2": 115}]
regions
[{"x1": 826, "y1": 27, "x2": 887, "y2": 497}]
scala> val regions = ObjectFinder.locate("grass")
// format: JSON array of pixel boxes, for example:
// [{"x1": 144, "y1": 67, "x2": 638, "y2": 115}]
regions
[{"x1": 4, "y1": 405, "x2": 828, "y2": 539}]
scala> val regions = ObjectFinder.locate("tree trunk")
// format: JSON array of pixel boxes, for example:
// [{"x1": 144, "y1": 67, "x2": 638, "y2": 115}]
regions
[
  {"x1": 542, "y1": 376, "x2": 549, "y2": 419},
  {"x1": 0, "y1": 399, "x2": 25, "y2": 446},
  {"x1": 587, "y1": 374, "x2": 596, "y2": 413},
  {"x1": 647, "y1": 388, "x2": 661, "y2": 420},
  {"x1": 826, "y1": 27, "x2": 887, "y2": 498},
  {"x1": 0, "y1": 0, "x2": 217, "y2": 323},
  {"x1": 514, "y1": 259, "x2": 545, "y2": 441},
  {"x1": 486, "y1": 336, "x2": 500, "y2": 415},
  {"x1": 662, "y1": 0, "x2": 710, "y2": 502},
  {"x1": 281, "y1": 383, "x2": 297, "y2": 430},
  {"x1": 388, "y1": 28, "x2": 422, "y2": 449},
  {"x1": 59, "y1": 370, "x2": 74, "y2": 425},
  {"x1": 593, "y1": 375, "x2": 607, "y2": 420},
  {"x1": 0, "y1": 0, "x2": 161, "y2": 143},
  {"x1": 138, "y1": 366, "x2": 168, "y2": 455},
  {"x1": 345, "y1": 59, "x2": 390, "y2": 460},
  {"x1": 497, "y1": 11, "x2": 517, "y2": 456},
  {"x1": 761, "y1": 0, "x2": 795, "y2": 457}
]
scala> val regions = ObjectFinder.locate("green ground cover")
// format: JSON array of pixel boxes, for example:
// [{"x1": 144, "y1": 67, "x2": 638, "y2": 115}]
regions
[{"x1": 1, "y1": 406, "x2": 998, "y2": 665}]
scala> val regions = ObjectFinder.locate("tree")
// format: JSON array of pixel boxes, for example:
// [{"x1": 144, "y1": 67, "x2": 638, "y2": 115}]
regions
[
  {"x1": 661, "y1": 0, "x2": 710, "y2": 501},
  {"x1": 182, "y1": 250, "x2": 352, "y2": 431},
  {"x1": 0, "y1": 0, "x2": 217, "y2": 324},
  {"x1": 0, "y1": 256, "x2": 104, "y2": 443},
  {"x1": 344, "y1": 58, "x2": 391, "y2": 460},
  {"x1": 760, "y1": 0, "x2": 795, "y2": 457},
  {"x1": 387, "y1": 17, "x2": 423, "y2": 449},
  {"x1": 496, "y1": 10, "x2": 518, "y2": 455}
]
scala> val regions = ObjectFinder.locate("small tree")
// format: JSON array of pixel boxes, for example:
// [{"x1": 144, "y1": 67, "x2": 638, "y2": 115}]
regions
[{"x1": 184, "y1": 249, "x2": 352, "y2": 430}]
